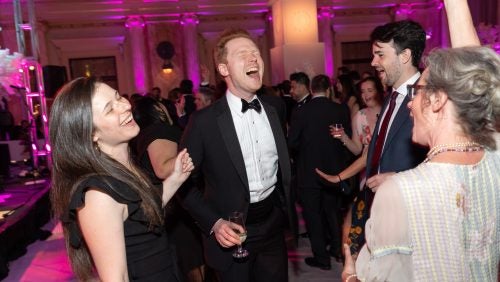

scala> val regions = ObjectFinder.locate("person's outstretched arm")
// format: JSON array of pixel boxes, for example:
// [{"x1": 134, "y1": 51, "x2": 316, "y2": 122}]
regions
[
  {"x1": 444, "y1": 0, "x2": 480, "y2": 47},
  {"x1": 316, "y1": 147, "x2": 367, "y2": 184}
]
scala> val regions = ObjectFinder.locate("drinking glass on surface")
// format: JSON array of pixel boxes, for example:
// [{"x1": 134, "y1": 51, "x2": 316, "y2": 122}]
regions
[
  {"x1": 331, "y1": 123, "x2": 344, "y2": 138},
  {"x1": 228, "y1": 211, "x2": 249, "y2": 258}
]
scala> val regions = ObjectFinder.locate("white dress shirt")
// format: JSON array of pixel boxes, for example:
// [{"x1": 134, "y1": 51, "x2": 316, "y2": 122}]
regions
[
  {"x1": 226, "y1": 91, "x2": 278, "y2": 203},
  {"x1": 378, "y1": 72, "x2": 421, "y2": 153}
]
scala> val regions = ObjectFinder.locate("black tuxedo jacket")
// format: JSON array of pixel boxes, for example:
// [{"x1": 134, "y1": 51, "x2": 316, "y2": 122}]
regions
[
  {"x1": 179, "y1": 95, "x2": 295, "y2": 270},
  {"x1": 365, "y1": 93, "x2": 426, "y2": 177},
  {"x1": 288, "y1": 96, "x2": 351, "y2": 189}
]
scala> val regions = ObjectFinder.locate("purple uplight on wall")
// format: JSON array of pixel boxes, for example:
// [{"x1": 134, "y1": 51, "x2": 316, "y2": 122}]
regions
[
  {"x1": 435, "y1": 1, "x2": 444, "y2": 10},
  {"x1": 19, "y1": 24, "x2": 32, "y2": 30},
  {"x1": 125, "y1": 16, "x2": 145, "y2": 28},
  {"x1": 396, "y1": 4, "x2": 414, "y2": 16},
  {"x1": 317, "y1": 7, "x2": 334, "y2": 19},
  {"x1": 180, "y1": 13, "x2": 199, "y2": 25},
  {"x1": 126, "y1": 16, "x2": 148, "y2": 93},
  {"x1": 493, "y1": 43, "x2": 500, "y2": 54}
]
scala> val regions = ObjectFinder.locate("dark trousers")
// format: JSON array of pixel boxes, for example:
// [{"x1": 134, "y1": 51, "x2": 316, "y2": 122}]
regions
[
  {"x1": 300, "y1": 187, "x2": 342, "y2": 265},
  {"x1": 216, "y1": 206, "x2": 288, "y2": 282}
]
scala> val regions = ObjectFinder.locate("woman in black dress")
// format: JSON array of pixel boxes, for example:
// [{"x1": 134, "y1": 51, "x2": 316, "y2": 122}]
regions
[
  {"x1": 49, "y1": 77, "x2": 193, "y2": 281},
  {"x1": 131, "y1": 96, "x2": 207, "y2": 282}
]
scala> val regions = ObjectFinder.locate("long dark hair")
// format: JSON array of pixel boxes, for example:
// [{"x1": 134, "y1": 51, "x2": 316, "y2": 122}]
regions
[
  {"x1": 49, "y1": 77, "x2": 162, "y2": 280},
  {"x1": 132, "y1": 96, "x2": 173, "y2": 128},
  {"x1": 335, "y1": 74, "x2": 357, "y2": 103}
]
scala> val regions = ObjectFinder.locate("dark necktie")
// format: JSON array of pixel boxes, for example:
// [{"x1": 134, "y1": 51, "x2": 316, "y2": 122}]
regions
[
  {"x1": 369, "y1": 91, "x2": 399, "y2": 176},
  {"x1": 241, "y1": 98, "x2": 262, "y2": 113}
]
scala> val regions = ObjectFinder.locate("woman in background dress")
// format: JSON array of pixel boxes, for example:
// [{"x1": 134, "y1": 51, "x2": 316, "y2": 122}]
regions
[
  {"x1": 317, "y1": 76, "x2": 384, "y2": 257},
  {"x1": 131, "y1": 96, "x2": 207, "y2": 282}
]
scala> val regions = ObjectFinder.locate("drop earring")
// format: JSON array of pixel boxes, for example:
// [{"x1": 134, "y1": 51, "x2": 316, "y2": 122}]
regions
[{"x1": 93, "y1": 140, "x2": 100, "y2": 153}]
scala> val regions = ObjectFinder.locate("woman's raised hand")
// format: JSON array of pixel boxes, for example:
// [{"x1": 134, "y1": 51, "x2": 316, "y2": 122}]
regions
[{"x1": 169, "y1": 148, "x2": 194, "y2": 185}]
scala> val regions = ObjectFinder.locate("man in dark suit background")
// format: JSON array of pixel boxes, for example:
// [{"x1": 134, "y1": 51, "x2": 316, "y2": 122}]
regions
[
  {"x1": 257, "y1": 85, "x2": 288, "y2": 134},
  {"x1": 278, "y1": 80, "x2": 295, "y2": 126},
  {"x1": 289, "y1": 72, "x2": 311, "y2": 110},
  {"x1": 288, "y1": 74, "x2": 351, "y2": 270},
  {"x1": 179, "y1": 28, "x2": 295, "y2": 282}
]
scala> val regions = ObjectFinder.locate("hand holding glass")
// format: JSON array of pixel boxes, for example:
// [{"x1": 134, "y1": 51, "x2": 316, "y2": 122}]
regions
[
  {"x1": 228, "y1": 211, "x2": 249, "y2": 258},
  {"x1": 331, "y1": 123, "x2": 344, "y2": 138}
]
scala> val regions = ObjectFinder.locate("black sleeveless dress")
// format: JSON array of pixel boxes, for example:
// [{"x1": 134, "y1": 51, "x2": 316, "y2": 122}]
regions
[
  {"x1": 132, "y1": 122, "x2": 205, "y2": 280},
  {"x1": 64, "y1": 175, "x2": 179, "y2": 281}
]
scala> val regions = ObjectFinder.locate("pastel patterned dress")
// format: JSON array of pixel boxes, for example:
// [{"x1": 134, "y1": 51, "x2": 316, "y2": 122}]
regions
[
  {"x1": 352, "y1": 108, "x2": 373, "y2": 188},
  {"x1": 356, "y1": 149, "x2": 500, "y2": 281},
  {"x1": 348, "y1": 108, "x2": 374, "y2": 255}
]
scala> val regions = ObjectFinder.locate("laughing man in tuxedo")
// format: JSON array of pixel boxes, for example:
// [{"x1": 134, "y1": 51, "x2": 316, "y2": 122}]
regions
[{"x1": 179, "y1": 28, "x2": 295, "y2": 282}]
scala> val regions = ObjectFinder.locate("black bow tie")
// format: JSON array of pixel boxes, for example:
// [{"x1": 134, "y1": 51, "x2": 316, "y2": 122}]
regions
[{"x1": 241, "y1": 98, "x2": 262, "y2": 113}]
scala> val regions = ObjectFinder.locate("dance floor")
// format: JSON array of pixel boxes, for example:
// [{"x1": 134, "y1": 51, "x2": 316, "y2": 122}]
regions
[
  {"x1": 0, "y1": 172, "x2": 343, "y2": 281},
  {"x1": 0, "y1": 171, "x2": 51, "y2": 281}
]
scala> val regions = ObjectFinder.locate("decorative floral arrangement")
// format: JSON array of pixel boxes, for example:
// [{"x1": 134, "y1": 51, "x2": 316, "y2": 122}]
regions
[
  {"x1": 0, "y1": 48, "x2": 24, "y2": 95},
  {"x1": 477, "y1": 23, "x2": 500, "y2": 53}
]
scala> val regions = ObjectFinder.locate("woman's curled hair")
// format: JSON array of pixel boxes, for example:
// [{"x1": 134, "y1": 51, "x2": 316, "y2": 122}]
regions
[{"x1": 425, "y1": 46, "x2": 500, "y2": 150}]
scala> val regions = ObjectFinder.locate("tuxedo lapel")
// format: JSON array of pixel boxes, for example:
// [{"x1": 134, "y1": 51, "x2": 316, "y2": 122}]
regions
[
  {"x1": 262, "y1": 102, "x2": 291, "y2": 187},
  {"x1": 261, "y1": 101, "x2": 296, "y2": 237},
  {"x1": 215, "y1": 98, "x2": 249, "y2": 191}
]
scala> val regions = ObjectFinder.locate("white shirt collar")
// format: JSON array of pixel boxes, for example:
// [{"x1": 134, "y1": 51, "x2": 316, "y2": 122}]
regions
[
  {"x1": 312, "y1": 93, "x2": 326, "y2": 99},
  {"x1": 297, "y1": 94, "x2": 310, "y2": 103},
  {"x1": 394, "y1": 72, "x2": 421, "y2": 97}
]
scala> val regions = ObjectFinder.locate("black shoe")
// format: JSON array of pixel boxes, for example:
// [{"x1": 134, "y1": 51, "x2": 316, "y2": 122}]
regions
[{"x1": 304, "y1": 257, "x2": 331, "y2": 270}]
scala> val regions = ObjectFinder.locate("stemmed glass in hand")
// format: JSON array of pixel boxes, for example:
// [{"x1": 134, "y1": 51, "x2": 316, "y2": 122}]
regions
[{"x1": 228, "y1": 211, "x2": 249, "y2": 258}]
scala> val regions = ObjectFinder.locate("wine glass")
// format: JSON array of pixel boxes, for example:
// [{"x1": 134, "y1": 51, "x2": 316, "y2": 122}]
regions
[{"x1": 228, "y1": 211, "x2": 249, "y2": 258}]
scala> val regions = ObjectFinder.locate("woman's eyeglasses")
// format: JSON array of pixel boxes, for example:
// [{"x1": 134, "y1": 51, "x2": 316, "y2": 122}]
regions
[{"x1": 407, "y1": 84, "x2": 428, "y2": 100}]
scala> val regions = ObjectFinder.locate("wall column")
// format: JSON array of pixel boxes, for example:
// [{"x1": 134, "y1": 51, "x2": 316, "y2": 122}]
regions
[
  {"x1": 126, "y1": 16, "x2": 149, "y2": 94},
  {"x1": 270, "y1": 0, "x2": 325, "y2": 84},
  {"x1": 318, "y1": 7, "x2": 334, "y2": 78},
  {"x1": 181, "y1": 13, "x2": 200, "y2": 87}
]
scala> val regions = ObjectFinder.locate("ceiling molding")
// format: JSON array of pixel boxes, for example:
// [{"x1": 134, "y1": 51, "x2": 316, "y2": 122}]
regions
[
  {"x1": 51, "y1": 36, "x2": 125, "y2": 52},
  {"x1": 0, "y1": 0, "x2": 438, "y2": 30}
]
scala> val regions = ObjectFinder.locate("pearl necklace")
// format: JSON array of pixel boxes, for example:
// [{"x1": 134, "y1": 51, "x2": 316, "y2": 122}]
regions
[{"x1": 424, "y1": 142, "x2": 484, "y2": 163}]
